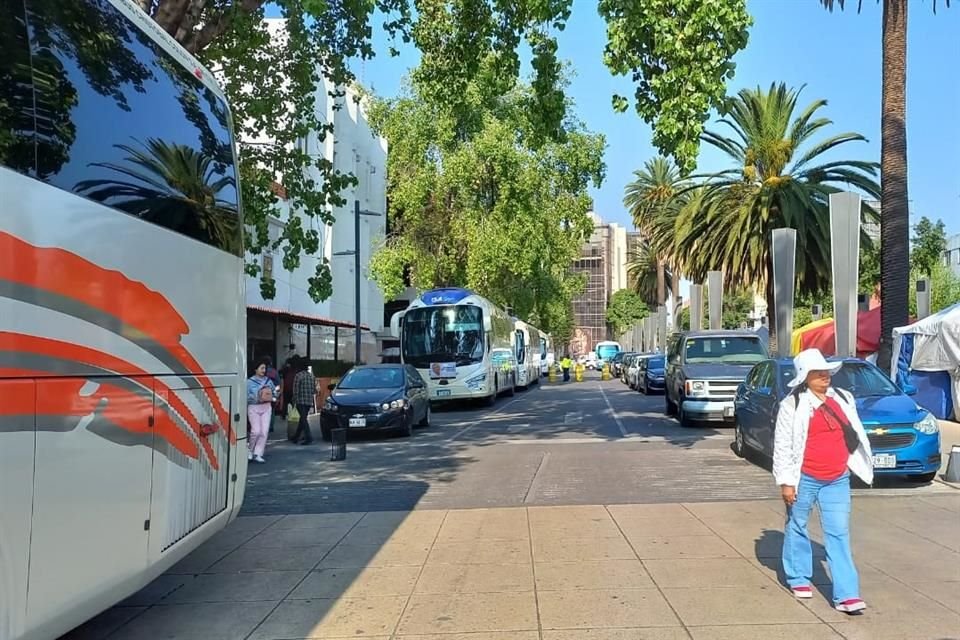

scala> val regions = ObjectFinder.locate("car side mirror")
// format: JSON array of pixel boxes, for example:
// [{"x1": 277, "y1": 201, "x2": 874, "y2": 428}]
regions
[{"x1": 327, "y1": 383, "x2": 337, "y2": 391}]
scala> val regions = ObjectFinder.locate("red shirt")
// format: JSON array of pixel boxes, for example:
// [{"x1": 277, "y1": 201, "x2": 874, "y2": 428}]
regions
[{"x1": 801, "y1": 396, "x2": 849, "y2": 481}]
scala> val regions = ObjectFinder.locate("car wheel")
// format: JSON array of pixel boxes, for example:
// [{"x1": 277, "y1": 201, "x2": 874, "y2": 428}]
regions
[
  {"x1": 417, "y1": 402, "x2": 431, "y2": 427},
  {"x1": 665, "y1": 394, "x2": 676, "y2": 416},
  {"x1": 678, "y1": 399, "x2": 692, "y2": 427},
  {"x1": 643, "y1": 379, "x2": 649, "y2": 395},
  {"x1": 397, "y1": 414, "x2": 413, "y2": 438},
  {"x1": 733, "y1": 421, "x2": 746, "y2": 458},
  {"x1": 908, "y1": 471, "x2": 938, "y2": 483}
]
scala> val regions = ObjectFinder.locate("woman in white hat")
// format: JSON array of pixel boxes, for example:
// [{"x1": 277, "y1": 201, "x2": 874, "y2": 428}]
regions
[{"x1": 773, "y1": 348, "x2": 874, "y2": 614}]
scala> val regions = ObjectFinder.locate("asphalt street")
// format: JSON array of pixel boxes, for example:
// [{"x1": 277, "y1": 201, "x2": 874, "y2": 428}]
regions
[{"x1": 242, "y1": 373, "x2": 955, "y2": 515}]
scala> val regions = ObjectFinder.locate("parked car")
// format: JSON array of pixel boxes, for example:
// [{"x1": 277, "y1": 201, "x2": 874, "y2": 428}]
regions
[
  {"x1": 733, "y1": 357, "x2": 942, "y2": 482},
  {"x1": 665, "y1": 330, "x2": 768, "y2": 427},
  {"x1": 638, "y1": 355, "x2": 666, "y2": 394},
  {"x1": 612, "y1": 351, "x2": 635, "y2": 378},
  {"x1": 626, "y1": 353, "x2": 650, "y2": 389},
  {"x1": 321, "y1": 364, "x2": 431, "y2": 440}
]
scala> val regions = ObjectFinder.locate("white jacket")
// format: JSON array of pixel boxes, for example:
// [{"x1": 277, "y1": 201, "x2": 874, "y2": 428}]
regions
[{"x1": 772, "y1": 387, "x2": 874, "y2": 487}]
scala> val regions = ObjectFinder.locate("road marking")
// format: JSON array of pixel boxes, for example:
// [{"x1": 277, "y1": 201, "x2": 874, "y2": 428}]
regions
[
  {"x1": 446, "y1": 394, "x2": 528, "y2": 441},
  {"x1": 563, "y1": 412, "x2": 583, "y2": 425},
  {"x1": 598, "y1": 382, "x2": 629, "y2": 437}
]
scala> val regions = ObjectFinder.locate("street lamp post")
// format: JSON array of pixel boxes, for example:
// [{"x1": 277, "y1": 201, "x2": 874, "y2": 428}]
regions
[{"x1": 334, "y1": 200, "x2": 382, "y2": 364}]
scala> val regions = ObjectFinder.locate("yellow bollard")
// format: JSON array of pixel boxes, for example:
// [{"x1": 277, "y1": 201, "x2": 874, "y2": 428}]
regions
[
  {"x1": 575, "y1": 363, "x2": 584, "y2": 382},
  {"x1": 548, "y1": 364, "x2": 558, "y2": 383},
  {"x1": 601, "y1": 363, "x2": 611, "y2": 381}
]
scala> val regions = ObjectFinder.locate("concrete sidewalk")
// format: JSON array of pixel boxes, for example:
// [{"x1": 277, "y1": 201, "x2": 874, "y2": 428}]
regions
[{"x1": 64, "y1": 495, "x2": 959, "y2": 640}]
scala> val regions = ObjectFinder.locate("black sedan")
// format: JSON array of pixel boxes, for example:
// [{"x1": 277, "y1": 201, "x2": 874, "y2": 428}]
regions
[{"x1": 320, "y1": 365, "x2": 431, "y2": 440}]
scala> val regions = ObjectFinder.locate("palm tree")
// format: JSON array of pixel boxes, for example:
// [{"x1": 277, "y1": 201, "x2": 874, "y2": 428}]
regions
[
  {"x1": 76, "y1": 138, "x2": 240, "y2": 253},
  {"x1": 626, "y1": 240, "x2": 675, "y2": 308},
  {"x1": 818, "y1": 0, "x2": 950, "y2": 369},
  {"x1": 624, "y1": 157, "x2": 687, "y2": 316},
  {"x1": 678, "y1": 83, "x2": 880, "y2": 350}
]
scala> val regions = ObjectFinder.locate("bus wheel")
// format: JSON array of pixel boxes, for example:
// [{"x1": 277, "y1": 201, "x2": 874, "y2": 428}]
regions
[
  {"x1": 507, "y1": 375, "x2": 516, "y2": 396},
  {"x1": 485, "y1": 384, "x2": 497, "y2": 406}
]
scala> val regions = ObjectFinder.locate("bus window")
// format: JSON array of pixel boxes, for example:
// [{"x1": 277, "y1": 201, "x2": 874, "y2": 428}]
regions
[{"x1": 25, "y1": 0, "x2": 241, "y2": 254}]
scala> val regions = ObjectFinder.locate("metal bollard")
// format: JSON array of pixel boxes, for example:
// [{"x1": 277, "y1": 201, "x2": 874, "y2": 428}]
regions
[
  {"x1": 945, "y1": 444, "x2": 960, "y2": 483},
  {"x1": 330, "y1": 428, "x2": 347, "y2": 461}
]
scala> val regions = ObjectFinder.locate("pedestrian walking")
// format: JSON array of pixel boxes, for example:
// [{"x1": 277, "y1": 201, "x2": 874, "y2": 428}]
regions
[
  {"x1": 773, "y1": 348, "x2": 874, "y2": 614},
  {"x1": 291, "y1": 358, "x2": 317, "y2": 445},
  {"x1": 561, "y1": 356, "x2": 571, "y2": 382},
  {"x1": 262, "y1": 356, "x2": 280, "y2": 432},
  {"x1": 247, "y1": 360, "x2": 278, "y2": 464}
]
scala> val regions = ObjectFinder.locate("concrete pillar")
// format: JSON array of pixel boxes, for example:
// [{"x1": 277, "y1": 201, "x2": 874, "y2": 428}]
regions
[
  {"x1": 690, "y1": 285, "x2": 704, "y2": 331},
  {"x1": 657, "y1": 305, "x2": 667, "y2": 353},
  {"x1": 917, "y1": 278, "x2": 931, "y2": 320},
  {"x1": 771, "y1": 228, "x2": 797, "y2": 359},
  {"x1": 830, "y1": 192, "x2": 862, "y2": 358},
  {"x1": 707, "y1": 271, "x2": 723, "y2": 330}
]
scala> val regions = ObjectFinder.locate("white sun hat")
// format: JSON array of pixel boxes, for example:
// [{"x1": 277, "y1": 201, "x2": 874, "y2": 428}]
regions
[{"x1": 787, "y1": 348, "x2": 843, "y2": 388}]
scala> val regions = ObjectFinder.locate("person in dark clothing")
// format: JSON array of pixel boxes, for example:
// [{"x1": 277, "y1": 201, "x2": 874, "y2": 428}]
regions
[{"x1": 291, "y1": 358, "x2": 317, "y2": 444}]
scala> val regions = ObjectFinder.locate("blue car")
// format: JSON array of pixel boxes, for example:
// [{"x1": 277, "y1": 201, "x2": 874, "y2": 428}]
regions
[
  {"x1": 733, "y1": 357, "x2": 942, "y2": 482},
  {"x1": 638, "y1": 355, "x2": 666, "y2": 394}
]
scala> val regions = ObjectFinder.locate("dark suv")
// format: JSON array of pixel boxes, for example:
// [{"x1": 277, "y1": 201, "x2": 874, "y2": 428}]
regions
[{"x1": 664, "y1": 330, "x2": 768, "y2": 427}]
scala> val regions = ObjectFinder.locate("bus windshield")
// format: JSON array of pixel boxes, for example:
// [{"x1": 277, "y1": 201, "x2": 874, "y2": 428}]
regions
[
  {"x1": 402, "y1": 305, "x2": 485, "y2": 368},
  {"x1": 596, "y1": 343, "x2": 621, "y2": 361}
]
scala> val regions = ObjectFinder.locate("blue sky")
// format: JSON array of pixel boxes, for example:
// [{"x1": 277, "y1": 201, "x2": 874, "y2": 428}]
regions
[{"x1": 354, "y1": 0, "x2": 960, "y2": 235}]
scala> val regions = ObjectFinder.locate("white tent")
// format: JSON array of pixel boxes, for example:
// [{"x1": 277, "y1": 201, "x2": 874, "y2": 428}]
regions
[{"x1": 892, "y1": 303, "x2": 960, "y2": 419}]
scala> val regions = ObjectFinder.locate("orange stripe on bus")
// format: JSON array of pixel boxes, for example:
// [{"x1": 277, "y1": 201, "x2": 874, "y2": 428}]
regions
[{"x1": 0, "y1": 232, "x2": 234, "y2": 441}]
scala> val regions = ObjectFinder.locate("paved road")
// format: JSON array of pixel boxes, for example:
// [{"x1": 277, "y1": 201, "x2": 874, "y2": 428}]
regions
[{"x1": 243, "y1": 374, "x2": 955, "y2": 515}]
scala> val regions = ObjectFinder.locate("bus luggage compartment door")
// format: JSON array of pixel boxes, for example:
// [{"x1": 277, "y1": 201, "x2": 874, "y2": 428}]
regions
[
  {"x1": 150, "y1": 383, "x2": 232, "y2": 553},
  {"x1": 0, "y1": 379, "x2": 36, "y2": 640},
  {"x1": 27, "y1": 377, "x2": 152, "y2": 633}
]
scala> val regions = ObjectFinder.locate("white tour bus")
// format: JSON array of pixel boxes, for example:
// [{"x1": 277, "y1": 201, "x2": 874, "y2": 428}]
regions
[
  {"x1": 512, "y1": 318, "x2": 542, "y2": 389},
  {"x1": 391, "y1": 288, "x2": 516, "y2": 404},
  {"x1": 1, "y1": 1, "x2": 247, "y2": 638},
  {"x1": 538, "y1": 329, "x2": 555, "y2": 376}
]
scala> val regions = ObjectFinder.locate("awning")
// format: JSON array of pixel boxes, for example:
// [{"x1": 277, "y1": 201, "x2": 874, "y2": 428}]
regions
[{"x1": 247, "y1": 304, "x2": 370, "y2": 331}]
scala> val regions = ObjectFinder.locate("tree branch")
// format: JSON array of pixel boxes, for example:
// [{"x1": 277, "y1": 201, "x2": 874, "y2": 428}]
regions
[{"x1": 186, "y1": 0, "x2": 266, "y2": 53}]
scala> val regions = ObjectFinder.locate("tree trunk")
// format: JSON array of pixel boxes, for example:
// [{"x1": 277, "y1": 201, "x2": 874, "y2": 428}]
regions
[
  {"x1": 877, "y1": 0, "x2": 910, "y2": 371},
  {"x1": 656, "y1": 259, "x2": 666, "y2": 307},
  {"x1": 671, "y1": 266, "x2": 680, "y2": 328}
]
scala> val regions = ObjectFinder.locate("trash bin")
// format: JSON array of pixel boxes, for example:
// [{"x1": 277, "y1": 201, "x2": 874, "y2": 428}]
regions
[
  {"x1": 945, "y1": 444, "x2": 960, "y2": 483},
  {"x1": 330, "y1": 428, "x2": 347, "y2": 461}
]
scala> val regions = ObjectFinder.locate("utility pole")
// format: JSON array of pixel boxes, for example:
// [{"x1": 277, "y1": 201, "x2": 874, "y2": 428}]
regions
[{"x1": 334, "y1": 200, "x2": 382, "y2": 364}]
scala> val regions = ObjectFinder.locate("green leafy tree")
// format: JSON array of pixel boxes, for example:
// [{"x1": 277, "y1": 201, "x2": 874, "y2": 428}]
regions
[
  {"x1": 137, "y1": 0, "x2": 755, "y2": 300},
  {"x1": 606, "y1": 289, "x2": 650, "y2": 337},
  {"x1": 674, "y1": 83, "x2": 880, "y2": 349},
  {"x1": 367, "y1": 78, "x2": 605, "y2": 336},
  {"x1": 600, "y1": 0, "x2": 753, "y2": 172},
  {"x1": 910, "y1": 216, "x2": 948, "y2": 275},
  {"x1": 819, "y1": 0, "x2": 952, "y2": 369}
]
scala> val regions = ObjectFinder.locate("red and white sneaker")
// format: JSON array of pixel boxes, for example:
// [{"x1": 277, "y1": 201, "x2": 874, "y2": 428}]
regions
[
  {"x1": 791, "y1": 585, "x2": 814, "y2": 599},
  {"x1": 835, "y1": 598, "x2": 866, "y2": 614}
]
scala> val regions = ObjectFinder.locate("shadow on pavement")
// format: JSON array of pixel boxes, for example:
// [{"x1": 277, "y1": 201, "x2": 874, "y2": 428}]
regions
[{"x1": 754, "y1": 528, "x2": 835, "y2": 603}]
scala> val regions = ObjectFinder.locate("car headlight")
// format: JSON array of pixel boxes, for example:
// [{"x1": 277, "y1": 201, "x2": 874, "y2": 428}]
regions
[
  {"x1": 685, "y1": 380, "x2": 709, "y2": 396},
  {"x1": 323, "y1": 399, "x2": 337, "y2": 412},
  {"x1": 914, "y1": 412, "x2": 939, "y2": 435}
]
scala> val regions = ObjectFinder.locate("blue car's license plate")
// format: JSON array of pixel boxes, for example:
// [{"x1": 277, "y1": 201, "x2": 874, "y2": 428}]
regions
[{"x1": 872, "y1": 454, "x2": 896, "y2": 469}]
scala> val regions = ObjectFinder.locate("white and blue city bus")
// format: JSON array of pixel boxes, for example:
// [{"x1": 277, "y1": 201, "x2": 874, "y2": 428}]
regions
[
  {"x1": 595, "y1": 340, "x2": 622, "y2": 369},
  {"x1": 391, "y1": 288, "x2": 516, "y2": 404}
]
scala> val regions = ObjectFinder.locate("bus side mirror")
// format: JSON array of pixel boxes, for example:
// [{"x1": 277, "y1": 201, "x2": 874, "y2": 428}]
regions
[
  {"x1": 389, "y1": 311, "x2": 403, "y2": 338},
  {"x1": 483, "y1": 316, "x2": 492, "y2": 332}
]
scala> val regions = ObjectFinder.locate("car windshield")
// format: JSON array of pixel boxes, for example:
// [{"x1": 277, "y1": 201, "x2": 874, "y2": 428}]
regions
[
  {"x1": 782, "y1": 361, "x2": 901, "y2": 397},
  {"x1": 648, "y1": 356, "x2": 665, "y2": 369},
  {"x1": 338, "y1": 367, "x2": 403, "y2": 389},
  {"x1": 402, "y1": 305, "x2": 484, "y2": 367},
  {"x1": 683, "y1": 337, "x2": 767, "y2": 364}
]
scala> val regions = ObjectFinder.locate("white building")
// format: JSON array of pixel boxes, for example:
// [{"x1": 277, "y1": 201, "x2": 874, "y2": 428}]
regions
[
  {"x1": 945, "y1": 233, "x2": 960, "y2": 278},
  {"x1": 244, "y1": 19, "x2": 388, "y2": 370}
]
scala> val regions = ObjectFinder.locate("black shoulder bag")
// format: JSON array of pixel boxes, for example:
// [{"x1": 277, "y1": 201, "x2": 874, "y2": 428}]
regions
[{"x1": 819, "y1": 391, "x2": 861, "y2": 455}]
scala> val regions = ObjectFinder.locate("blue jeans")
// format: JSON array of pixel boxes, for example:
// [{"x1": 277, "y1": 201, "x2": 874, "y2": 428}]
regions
[{"x1": 783, "y1": 472, "x2": 860, "y2": 603}]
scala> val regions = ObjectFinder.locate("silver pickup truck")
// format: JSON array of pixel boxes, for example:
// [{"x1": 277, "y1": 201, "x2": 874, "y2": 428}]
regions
[{"x1": 664, "y1": 330, "x2": 768, "y2": 427}]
